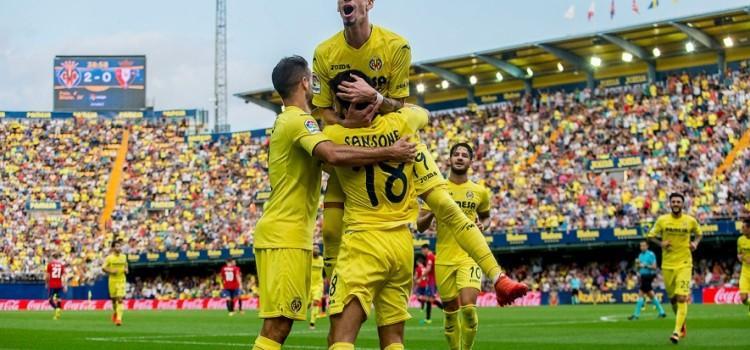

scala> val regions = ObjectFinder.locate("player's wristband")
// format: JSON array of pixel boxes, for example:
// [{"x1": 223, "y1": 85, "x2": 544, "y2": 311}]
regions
[{"x1": 374, "y1": 92, "x2": 384, "y2": 105}]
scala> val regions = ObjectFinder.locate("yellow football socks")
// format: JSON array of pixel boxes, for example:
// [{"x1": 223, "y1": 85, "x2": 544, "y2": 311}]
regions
[
  {"x1": 460, "y1": 304, "x2": 479, "y2": 350},
  {"x1": 322, "y1": 207, "x2": 344, "y2": 277},
  {"x1": 423, "y1": 189, "x2": 502, "y2": 280},
  {"x1": 252, "y1": 335, "x2": 281, "y2": 350},
  {"x1": 329, "y1": 342, "x2": 354, "y2": 350},
  {"x1": 674, "y1": 301, "x2": 687, "y2": 334},
  {"x1": 443, "y1": 309, "x2": 461, "y2": 350},
  {"x1": 383, "y1": 343, "x2": 404, "y2": 350}
]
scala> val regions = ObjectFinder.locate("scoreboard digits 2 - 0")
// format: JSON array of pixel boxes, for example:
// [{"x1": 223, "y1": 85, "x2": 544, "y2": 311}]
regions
[{"x1": 53, "y1": 56, "x2": 146, "y2": 111}]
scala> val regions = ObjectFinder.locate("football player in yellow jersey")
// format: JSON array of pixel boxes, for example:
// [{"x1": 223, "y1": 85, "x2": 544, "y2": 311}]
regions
[
  {"x1": 312, "y1": 0, "x2": 412, "y2": 281},
  {"x1": 103, "y1": 240, "x2": 128, "y2": 326},
  {"x1": 646, "y1": 193, "x2": 702, "y2": 344},
  {"x1": 417, "y1": 143, "x2": 490, "y2": 350},
  {"x1": 737, "y1": 217, "x2": 750, "y2": 315},
  {"x1": 323, "y1": 71, "x2": 528, "y2": 350},
  {"x1": 309, "y1": 245, "x2": 325, "y2": 330},
  {"x1": 251, "y1": 56, "x2": 416, "y2": 350}
]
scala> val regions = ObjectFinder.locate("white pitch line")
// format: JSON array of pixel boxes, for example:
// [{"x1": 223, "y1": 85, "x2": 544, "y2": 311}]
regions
[{"x1": 599, "y1": 314, "x2": 620, "y2": 322}]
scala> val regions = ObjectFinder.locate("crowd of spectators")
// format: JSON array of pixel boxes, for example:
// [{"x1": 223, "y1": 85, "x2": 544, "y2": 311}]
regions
[
  {"x1": 2, "y1": 65, "x2": 750, "y2": 282},
  {"x1": 125, "y1": 272, "x2": 259, "y2": 300}
]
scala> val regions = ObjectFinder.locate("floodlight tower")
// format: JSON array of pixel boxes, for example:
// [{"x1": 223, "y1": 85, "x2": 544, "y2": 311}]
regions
[{"x1": 214, "y1": 0, "x2": 229, "y2": 132}]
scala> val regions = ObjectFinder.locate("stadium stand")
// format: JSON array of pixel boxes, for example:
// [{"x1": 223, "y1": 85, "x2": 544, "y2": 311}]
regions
[{"x1": 2, "y1": 66, "x2": 749, "y2": 291}]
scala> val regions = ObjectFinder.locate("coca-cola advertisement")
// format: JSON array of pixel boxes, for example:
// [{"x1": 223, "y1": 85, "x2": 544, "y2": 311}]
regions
[
  {"x1": 702, "y1": 287, "x2": 742, "y2": 304},
  {"x1": 407, "y1": 292, "x2": 542, "y2": 308}
]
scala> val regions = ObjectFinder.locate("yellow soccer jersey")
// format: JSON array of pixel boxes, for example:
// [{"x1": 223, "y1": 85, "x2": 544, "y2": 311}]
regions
[
  {"x1": 738, "y1": 235, "x2": 750, "y2": 271},
  {"x1": 104, "y1": 253, "x2": 128, "y2": 283},
  {"x1": 254, "y1": 106, "x2": 331, "y2": 250},
  {"x1": 323, "y1": 106, "x2": 428, "y2": 232},
  {"x1": 647, "y1": 213, "x2": 702, "y2": 269},
  {"x1": 311, "y1": 255, "x2": 325, "y2": 286},
  {"x1": 426, "y1": 180, "x2": 491, "y2": 265},
  {"x1": 312, "y1": 25, "x2": 411, "y2": 108}
]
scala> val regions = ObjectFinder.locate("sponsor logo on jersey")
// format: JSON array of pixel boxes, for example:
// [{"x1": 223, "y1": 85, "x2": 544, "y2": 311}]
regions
[
  {"x1": 330, "y1": 64, "x2": 351, "y2": 71},
  {"x1": 369, "y1": 56, "x2": 383, "y2": 71}
]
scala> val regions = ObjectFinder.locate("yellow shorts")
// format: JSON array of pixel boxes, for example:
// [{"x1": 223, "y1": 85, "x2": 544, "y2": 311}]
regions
[
  {"x1": 413, "y1": 143, "x2": 446, "y2": 195},
  {"x1": 255, "y1": 248, "x2": 312, "y2": 321},
  {"x1": 436, "y1": 261, "x2": 483, "y2": 302},
  {"x1": 108, "y1": 280, "x2": 126, "y2": 299},
  {"x1": 740, "y1": 268, "x2": 750, "y2": 294},
  {"x1": 329, "y1": 227, "x2": 413, "y2": 327},
  {"x1": 324, "y1": 172, "x2": 345, "y2": 204},
  {"x1": 663, "y1": 267, "x2": 692, "y2": 297},
  {"x1": 309, "y1": 280, "x2": 324, "y2": 302}
]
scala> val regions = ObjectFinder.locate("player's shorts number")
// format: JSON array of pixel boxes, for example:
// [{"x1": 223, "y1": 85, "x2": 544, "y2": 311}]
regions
[
  {"x1": 329, "y1": 275, "x2": 338, "y2": 297},
  {"x1": 357, "y1": 162, "x2": 408, "y2": 206}
]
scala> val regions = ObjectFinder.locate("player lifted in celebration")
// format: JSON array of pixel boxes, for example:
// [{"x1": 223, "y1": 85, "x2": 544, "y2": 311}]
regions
[
  {"x1": 103, "y1": 239, "x2": 128, "y2": 326},
  {"x1": 417, "y1": 142, "x2": 491, "y2": 350},
  {"x1": 312, "y1": 0, "x2": 411, "y2": 279},
  {"x1": 221, "y1": 258, "x2": 242, "y2": 316},
  {"x1": 46, "y1": 252, "x2": 66, "y2": 320},
  {"x1": 737, "y1": 217, "x2": 750, "y2": 315},
  {"x1": 646, "y1": 193, "x2": 702, "y2": 344},
  {"x1": 628, "y1": 241, "x2": 666, "y2": 320},
  {"x1": 309, "y1": 245, "x2": 325, "y2": 330},
  {"x1": 323, "y1": 71, "x2": 527, "y2": 350},
  {"x1": 251, "y1": 56, "x2": 416, "y2": 350}
]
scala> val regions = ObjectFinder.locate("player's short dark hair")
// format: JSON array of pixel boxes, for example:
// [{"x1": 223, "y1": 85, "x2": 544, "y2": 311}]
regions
[
  {"x1": 669, "y1": 192, "x2": 685, "y2": 201},
  {"x1": 330, "y1": 69, "x2": 374, "y2": 114},
  {"x1": 111, "y1": 239, "x2": 122, "y2": 248},
  {"x1": 450, "y1": 142, "x2": 474, "y2": 159},
  {"x1": 272, "y1": 55, "x2": 309, "y2": 99},
  {"x1": 742, "y1": 216, "x2": 750, "y2": 225},
  {"x1": 52, "y1": 252, "x2": 61, "y2": 259},
  {"x1": 421, "y1": 244, "x2": 430, "y2": 249},
  {"x1": 226, "y1": 258, "x2": 234, "y2": 263}
]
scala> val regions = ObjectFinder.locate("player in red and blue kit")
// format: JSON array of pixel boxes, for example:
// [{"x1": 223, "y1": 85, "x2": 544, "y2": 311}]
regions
[
  {"x1": 221, "y1": 258, "x2": 243, "y2": 316},
  {"x1": 46, "y1": 252, "x2": 66, "y2": 320},
  {"x1": 419, "y1": 244, "x2": 443, "y2": 324}
]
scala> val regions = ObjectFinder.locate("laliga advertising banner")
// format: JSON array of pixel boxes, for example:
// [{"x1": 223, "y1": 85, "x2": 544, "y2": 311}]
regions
[{"x1": 702, "y1": 287, "x2": 742, "y2": 304}]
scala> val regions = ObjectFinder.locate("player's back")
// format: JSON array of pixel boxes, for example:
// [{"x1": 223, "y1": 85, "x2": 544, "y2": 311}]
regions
[
  {"x1": 324, "y1": 107, "x2": 426, "y2": 232},
  {"x1": 435, "y1": 180, "x2": 490, "y2": 266},
  {"x1": 254, "y1": 106, "x2": 327, "y2": 250},
  {"x1": 47, "y1": 260, "x2": 64, "y2": 288},
  {"x1": 221, "y1": 266, "x2": 240, "y2": 288}
]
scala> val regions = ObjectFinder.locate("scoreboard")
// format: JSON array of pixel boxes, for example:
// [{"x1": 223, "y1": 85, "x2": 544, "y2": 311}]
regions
[{"x1": 53, "y1": 56, "x2": 146, "y2": 111}]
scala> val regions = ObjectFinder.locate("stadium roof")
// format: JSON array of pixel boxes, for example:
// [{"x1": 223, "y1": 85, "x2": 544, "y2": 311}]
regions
[{"x1": 235, "y1": 6, "x2": 750, "y2": 113}]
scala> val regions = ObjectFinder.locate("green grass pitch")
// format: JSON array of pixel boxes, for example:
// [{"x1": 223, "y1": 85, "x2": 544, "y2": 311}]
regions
[{"x1": 1, "y1": 305, "x2": 748, "y2": 349}]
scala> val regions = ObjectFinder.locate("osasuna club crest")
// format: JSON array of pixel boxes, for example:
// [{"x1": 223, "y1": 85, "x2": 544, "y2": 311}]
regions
[{"x1": 369, "y1": 56, "x2": 383, "y2": 71}]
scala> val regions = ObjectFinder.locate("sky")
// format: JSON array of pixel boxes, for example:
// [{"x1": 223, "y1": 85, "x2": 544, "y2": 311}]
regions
[{"x1": 0, "y1": 0, "x2": 748, "y2": 131}]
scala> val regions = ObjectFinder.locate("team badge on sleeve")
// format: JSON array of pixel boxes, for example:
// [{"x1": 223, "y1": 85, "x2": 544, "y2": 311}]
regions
[
  {"x1": 312, "y1": 73, "x2": 321, "y2": 94},
  {"x1": 304, "y1": 119, "x2": 321, "y2": 134}
]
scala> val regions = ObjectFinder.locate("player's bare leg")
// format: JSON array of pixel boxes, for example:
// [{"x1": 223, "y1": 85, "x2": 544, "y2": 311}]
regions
[
  {"x1": 459, "y1": 288, "x2": 480, "y2": 350},
  {"x1": 377, "y1": 322, "x2": 405, "y2": 350},
  {"x1": 254, "y1": 317, "x2": 293, "y2": 349},
  {"x1": 442, "y1": 298, "x2": 461, "y2": 350},
  {"x1": 328, "y1": 299, "x2": 367, "y2": 348}
]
